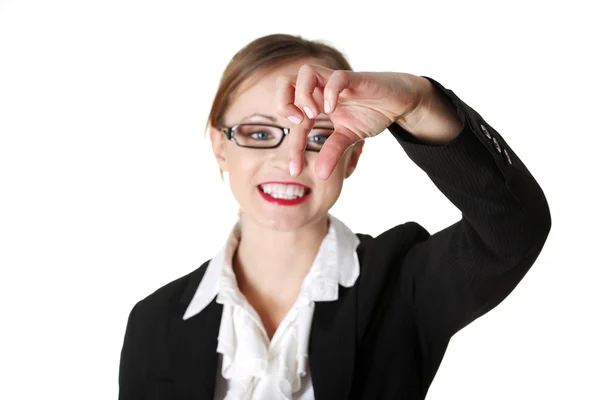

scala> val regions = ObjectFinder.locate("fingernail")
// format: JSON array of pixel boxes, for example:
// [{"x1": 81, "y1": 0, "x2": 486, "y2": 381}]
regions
[
  {"x1": 289, "y1": 161, "x2": 298, "y2": 176},
  {"x1": 287, "y1": 116, "x2": 301, "y2": 124},
  {"x1": 324, "y1": 101, "x2": 331, "y2": 114},
  {"x1": 303, "y1": 107, "x2": 315, "y2": 119}
]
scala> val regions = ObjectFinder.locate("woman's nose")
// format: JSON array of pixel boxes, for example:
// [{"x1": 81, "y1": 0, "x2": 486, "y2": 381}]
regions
[
  {"x1": 270, "y1": 138, "x2": 293, "y2": 163},
  {"x1": 269, "y1": 135, "x2": 309, "y2": 169}
]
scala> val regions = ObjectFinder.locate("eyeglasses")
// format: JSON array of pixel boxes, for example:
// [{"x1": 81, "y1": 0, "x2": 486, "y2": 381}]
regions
[{"x1": 220, "y1": 123, "x2": 334, "y2": 152}]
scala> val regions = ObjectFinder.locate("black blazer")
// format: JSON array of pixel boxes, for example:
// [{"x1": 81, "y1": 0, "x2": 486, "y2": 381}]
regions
[{"x1": 118, "y1": 76, "x2": 552, "y2": 399}]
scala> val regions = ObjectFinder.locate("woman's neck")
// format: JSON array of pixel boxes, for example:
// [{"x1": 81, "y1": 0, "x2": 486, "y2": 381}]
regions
[{"x1": 233, "y1": 214, "x2": 330, "y2": 299}]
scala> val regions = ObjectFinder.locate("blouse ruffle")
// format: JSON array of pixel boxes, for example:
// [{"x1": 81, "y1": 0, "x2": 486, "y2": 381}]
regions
[{"x1": 213, "y1": 215, "x2": 358, "y2": 399}]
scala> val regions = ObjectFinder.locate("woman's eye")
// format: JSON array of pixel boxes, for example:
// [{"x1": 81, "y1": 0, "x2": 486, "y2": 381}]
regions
[
  {"x1": 250, "y1": 131, "x2": 270, "y2": 140},
  {"x1": 308, "y1": 135, "x2": 329, "y2": 144}
]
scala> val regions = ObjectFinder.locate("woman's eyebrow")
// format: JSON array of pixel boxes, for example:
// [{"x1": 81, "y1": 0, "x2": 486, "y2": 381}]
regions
[
  {"x1": 241, "y1": 113, "x2": 275, "y2": 122},
  {"x1": 241, "y1": 112, "x2": 331, "y2": 123}
]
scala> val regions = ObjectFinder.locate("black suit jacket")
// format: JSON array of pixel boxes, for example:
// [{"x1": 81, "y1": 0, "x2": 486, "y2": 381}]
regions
[{"x1": 118, "y1": 76, "x2": 552, "y2": 399}]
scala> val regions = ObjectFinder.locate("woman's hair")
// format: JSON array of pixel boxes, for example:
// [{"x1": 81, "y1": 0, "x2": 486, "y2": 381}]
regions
[
  {"x1": 204, "y1": 34, "x2": 354, "y2": 167},
  {"x1": 205, "y1": 34, "x2": 354, "y2": 216}
]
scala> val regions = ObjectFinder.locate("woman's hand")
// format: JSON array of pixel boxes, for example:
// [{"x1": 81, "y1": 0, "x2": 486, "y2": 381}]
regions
[{"x1": 275, "y1": 65, "x2": 429, "y2": 180}]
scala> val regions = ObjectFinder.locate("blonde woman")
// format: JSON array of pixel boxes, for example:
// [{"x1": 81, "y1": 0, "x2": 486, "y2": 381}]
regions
[{"x1": 118, "y1": 34, "x2": 551, "y2": 399}]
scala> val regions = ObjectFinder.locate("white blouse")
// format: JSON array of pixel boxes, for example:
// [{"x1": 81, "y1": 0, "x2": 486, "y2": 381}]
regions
[{"x1": 182, "y1": 214, "x2": 361, "y2": 400}]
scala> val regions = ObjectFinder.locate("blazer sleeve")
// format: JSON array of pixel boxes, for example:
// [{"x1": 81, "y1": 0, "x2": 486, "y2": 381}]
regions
[
  {"x1": 118, "y1": 301, "x2": 145, "y2": 400},
  {"x1": 388, "y1": 76, "x2": 552, "y2": 341}
]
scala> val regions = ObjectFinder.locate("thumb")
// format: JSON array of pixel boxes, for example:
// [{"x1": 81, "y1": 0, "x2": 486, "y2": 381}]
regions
[{"x1": 316, "y1": 128, "x2": 360, "y2": 180}]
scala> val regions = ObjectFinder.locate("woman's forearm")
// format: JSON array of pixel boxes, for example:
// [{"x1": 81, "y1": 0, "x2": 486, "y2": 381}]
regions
[{"x1": 396, "y1": 76, "x2": 464, "y2": 145}]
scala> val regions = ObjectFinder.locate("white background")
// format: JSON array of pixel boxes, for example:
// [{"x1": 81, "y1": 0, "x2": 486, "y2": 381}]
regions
[{"x1": 1, "y1": 0, "x2": 598, "y2": 398}]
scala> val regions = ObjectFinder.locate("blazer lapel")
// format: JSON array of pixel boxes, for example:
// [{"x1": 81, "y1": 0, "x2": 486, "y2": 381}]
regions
[
  {"x1": 167, "y1": 262, "x2": 224, "y2": 399},
  {"x1": 166, "y1": 259, "x2": 359, "y2": 399},
  {"x1": 309, "y1": 285, "x2": 357, "y2": 399}
]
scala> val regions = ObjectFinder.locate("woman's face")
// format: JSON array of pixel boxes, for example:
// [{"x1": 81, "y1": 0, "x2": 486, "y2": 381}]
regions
[{"x1": 210, "y1": 58, "x2": 363, "y2": 231}]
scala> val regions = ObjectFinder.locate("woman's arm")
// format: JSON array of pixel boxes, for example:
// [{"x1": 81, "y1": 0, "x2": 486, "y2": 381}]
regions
[
  {"x1": 388, "y1": 76, "x2": 552, "y2": 341},
  {"x1": 395, "y1": 75, "x2": 464, "y2": 145}
]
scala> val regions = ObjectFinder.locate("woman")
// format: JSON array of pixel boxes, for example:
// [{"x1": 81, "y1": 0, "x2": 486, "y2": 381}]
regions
[{"x1": 118, "y1": 34, "x2": 551, "y2": 399}]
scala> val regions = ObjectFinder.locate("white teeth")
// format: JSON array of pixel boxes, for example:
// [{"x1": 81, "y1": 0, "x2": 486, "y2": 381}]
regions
[{"x1": 260, "y1": 183, "x2": 307, "y2": 199}]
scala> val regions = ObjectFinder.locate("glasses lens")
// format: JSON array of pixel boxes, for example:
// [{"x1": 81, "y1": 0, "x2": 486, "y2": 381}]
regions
[
  {"x1": 234, "y1": 125, "x2": 283, "y2": 148},
  {"x1": 233, "y1": 124, "x2": 334, "y2": 151},
  {"x1": 306, "y1": 128, "x2": 334, "y2": 152}
]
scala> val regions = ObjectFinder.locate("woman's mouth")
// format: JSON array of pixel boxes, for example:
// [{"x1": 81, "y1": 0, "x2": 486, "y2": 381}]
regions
[{"x1": 257, "y1": 182, "x2": 312, "y2": 206}]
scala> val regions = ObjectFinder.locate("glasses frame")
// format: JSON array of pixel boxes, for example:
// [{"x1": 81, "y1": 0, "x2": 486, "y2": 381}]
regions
[{"x1": 220, "y1": 123, "x2": 325, "y2": 152}]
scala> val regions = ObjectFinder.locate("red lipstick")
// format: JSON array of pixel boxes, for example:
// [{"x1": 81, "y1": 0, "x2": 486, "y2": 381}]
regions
[{"x1": 257, "y1": 181, "x2": 312, "y2": 206}]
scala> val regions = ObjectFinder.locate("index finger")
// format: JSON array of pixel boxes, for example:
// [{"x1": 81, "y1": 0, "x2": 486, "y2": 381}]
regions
[
  {"x1": 286, "y1": 110, "x2": 316, "y2": 177},
  {"x1": 274, "y1": 74, "x2": 313, "y2": 176},
  {"x1": 274, "y1": 73, "x2": 305, "y2": 125},
  {"x1": 287, "y1": 86, "x2": 325, "y2": 176}
]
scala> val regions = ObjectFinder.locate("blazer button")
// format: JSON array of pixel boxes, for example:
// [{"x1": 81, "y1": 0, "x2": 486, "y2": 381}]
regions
[
  {"x1": 480, "y1": 124, "x2": 492, "y2": 140},
  {"x1": 492, "y1": 137, "x2": 502, "y2": 153},
  {"x1": 503, "y1": 148, "x2": 513, "y2": 165}
]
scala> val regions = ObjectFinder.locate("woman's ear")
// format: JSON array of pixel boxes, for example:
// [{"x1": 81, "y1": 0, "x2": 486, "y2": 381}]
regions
[
  {"x1": 209, "y1": 126, "x2": 228, "y2": 173},
  {"x1": 343, "y1": 140, "x2": 365, "y2": 179}
]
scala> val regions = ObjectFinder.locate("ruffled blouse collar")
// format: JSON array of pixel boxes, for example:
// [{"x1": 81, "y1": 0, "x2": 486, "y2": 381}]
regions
[{"x1": 182, "y1": 214, "x2": 360, "y2": 399}]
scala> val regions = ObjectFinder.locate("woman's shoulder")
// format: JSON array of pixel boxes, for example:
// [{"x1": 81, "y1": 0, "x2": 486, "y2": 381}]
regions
[
  {"x1": 355, "y1": 220, "x2": 430, "y2": 255},
  {"x1": 352, "y1": 220, "x2": 432, "y2": 302},
  {"x1": 129, "y1": 259, "x2": 211, "y2": 318}
]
